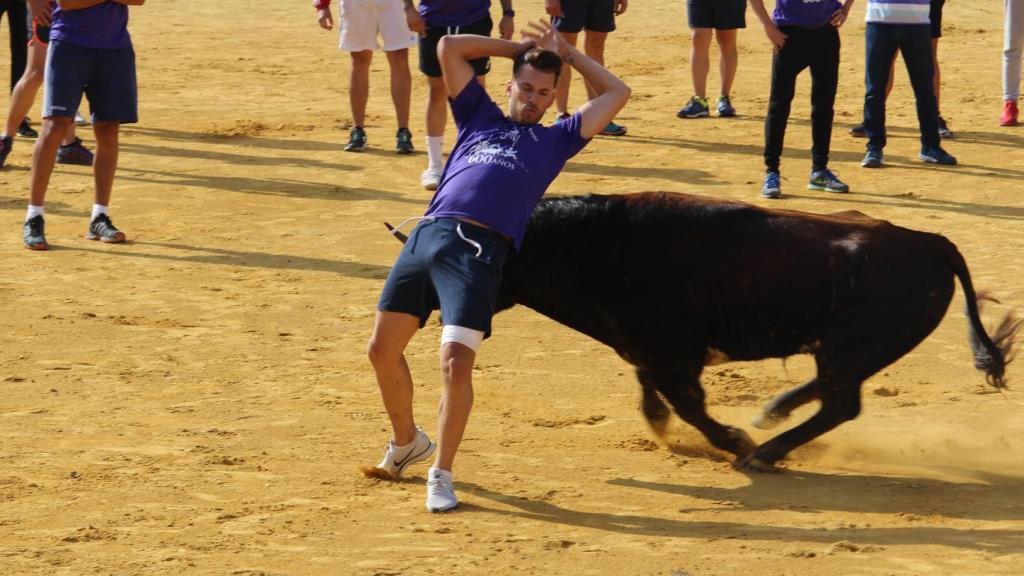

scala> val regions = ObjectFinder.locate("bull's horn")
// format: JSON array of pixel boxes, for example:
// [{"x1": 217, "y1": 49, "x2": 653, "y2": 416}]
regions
[{"x1": 384, "y1": 222, "x2": 408, "y2": 243}]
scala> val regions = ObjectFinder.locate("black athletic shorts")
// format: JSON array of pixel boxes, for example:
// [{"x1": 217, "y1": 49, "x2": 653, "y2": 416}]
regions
[
  {"x1": 26, "y1": 10, "x2": 50, "y2": 46},
  {"x1": 551, "y1": 0, "x2": 616, "y2": 34},
  {"x1": 420, "y1": 16, "x2": 492, "y2": 78},
  {"x1": 687, "y1": 0, "x2": 747, "y2": 31},
  {"x1": 930, "y1": 0, "x2": 945, "y2": 39}
]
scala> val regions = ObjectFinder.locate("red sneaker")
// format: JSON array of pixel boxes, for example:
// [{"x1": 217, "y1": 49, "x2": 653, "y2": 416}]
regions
[{"x1": 1000, "y1": 100, "x2": 1019, "y2": 127}]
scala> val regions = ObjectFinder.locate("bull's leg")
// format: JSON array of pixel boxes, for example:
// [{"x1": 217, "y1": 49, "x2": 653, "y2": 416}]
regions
[
  {"x1": 640, "y1": 377, "x2": 672, "y2": 438},
  {"x1": 751, "y1": 378, "x2": 820, "y2": 430},
  {"x1": 637, "y1": 366, "x2": 756, "y2": 459},
  {"x1": 738, "y1": 378, "x2": 862, "y2": 472}
]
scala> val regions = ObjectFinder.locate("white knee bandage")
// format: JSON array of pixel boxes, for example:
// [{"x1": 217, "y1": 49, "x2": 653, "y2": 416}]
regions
[{"x1": 441, "y1": 325, "x2": 484, "y2": 352}]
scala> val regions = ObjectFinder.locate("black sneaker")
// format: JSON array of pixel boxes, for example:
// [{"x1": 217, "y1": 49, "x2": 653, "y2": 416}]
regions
[
  {"x1": 23, "y1": 214, "x2": 48, "y2": 250},
  {"x1": 344, "y1": 127, "x2": 367, "y2": 152},
  {"x1": 86, "y1": 213, "x2": 126, "y2": 243},
  {"x1": 395, "y1": 127, "x2": 414, "y2": 154},
  {"x1": 56, "y1": 137, "x2": 94, "y2": 166},
  {"x1": 17, "y1": 118, "x2": 38, "y2": 138},
  {"x1": 937, "y1": 116, "x2": 954, "y2": 139},
  {"x1": 849, "y1": 123, "x2": 867, "y2": 137},
  {"x1": 0, "y1": 136, "x2": 13, "y2": 169}
]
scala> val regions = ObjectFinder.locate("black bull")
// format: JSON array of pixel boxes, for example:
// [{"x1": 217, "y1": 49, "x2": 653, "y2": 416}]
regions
[{"x1": 388, "y1": 192, "x2": 1021, "y2": 471}]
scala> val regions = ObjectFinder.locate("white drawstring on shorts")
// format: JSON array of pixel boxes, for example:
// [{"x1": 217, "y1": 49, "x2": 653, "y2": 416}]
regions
[
  {"x1": 456, "y1": 223, "x2": 483, "y2": 257},
  {"x1": 389, "y1": 215, "x2": 435, "y2": 237}
]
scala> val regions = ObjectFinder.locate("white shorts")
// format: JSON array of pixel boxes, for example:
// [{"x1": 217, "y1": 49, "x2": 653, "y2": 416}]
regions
[{"x1": 338, "y1": 0, "x2": 418, "y2": 52}]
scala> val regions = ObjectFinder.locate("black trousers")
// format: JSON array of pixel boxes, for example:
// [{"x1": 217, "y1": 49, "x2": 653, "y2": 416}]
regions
[
  {"x1": 764, "y1": 25, "x2": 840, "y2": 173},
  {"x1": 0, "y1": 0, "x2": 28, "y2": 93}
]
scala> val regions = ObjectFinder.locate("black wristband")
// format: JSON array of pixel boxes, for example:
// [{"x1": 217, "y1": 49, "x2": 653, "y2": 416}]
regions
[{"x1": 503, "y1": 9, "x2": 515, "y2": 17}]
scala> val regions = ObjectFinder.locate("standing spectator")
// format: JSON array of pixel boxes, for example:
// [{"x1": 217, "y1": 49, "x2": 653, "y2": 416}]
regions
[
  {"x1": 405, "y1": 0, "x2": 515, "y2": 191},
  {"x1": 22, "y1": 0, "x2": 142, "y2": 251},
  {"x1": 0, "y1": 0, "x2": 93, "y2": 170},
  {"x1": 677, "y1": 0, "x2": 746, "y2": 118},
  {"x1": 315, "y1": 0, "x2": 418, "y2": 153},
  {"x1": 1003, "y1": 0, "x2": 1024, "y2": 126},
  {"x1": 547, "y1": 0, "x2": 629, "y2": 136},
  {"x1": 0, "y1": 0, "x2": 36, "y2": 137},
  {"x1": 860, "y1": 0, "x2": 955, "y2": 168},
  {"x1": 750, "y1": 0, "x2": 855, "y2": 199}
]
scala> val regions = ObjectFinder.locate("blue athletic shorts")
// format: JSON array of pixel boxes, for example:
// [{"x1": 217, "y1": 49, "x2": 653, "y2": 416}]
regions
[
  {"x1": 43, "y1": 39, "x2": 138, "y2": 124},
  {"x1": 552, "y1": 0, "x2": 616, "y2": 34},
  {"x1": 687, "y1": 0, "x2": 746, "y2": 30},
  {"x1": 378, "y1": 218, "x2": 510, "y2": 337}
]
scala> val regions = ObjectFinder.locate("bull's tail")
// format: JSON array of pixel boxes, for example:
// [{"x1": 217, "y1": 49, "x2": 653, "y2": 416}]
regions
[{"x1": 945, "y1": 241, "x2": 1022, "y2": 388}]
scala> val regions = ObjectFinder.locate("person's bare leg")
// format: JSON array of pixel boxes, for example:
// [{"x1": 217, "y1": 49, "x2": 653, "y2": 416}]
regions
[
  {"x1": 555, "y1": 31, "x2": 579, "y2": 116},
  {"x1": 433, "y1": 341, "x2": 476, "y2": 472},
  {"x1": 349, "y1": 50, "x2": 373, "y2": 128},
  {"x1": 426, "y1": 76, "x2": 447, "y2": 138},
  {"x1": 690, "y1": 28, "x2": 712, "y2": 98},
  {"x1": 29, "y1": 117, "x2": 72, "y2": 206},
  {"x1": 716, "y1": 29, "x2": 738, "y2": 98},
  {"x1": 385, "y1": 48, "x2": 412, "y2": 129},
  {"x1": 368, "y1": 310, "x2": 422, "y2": 446},
  {"x1": 582, "y1": 30, "x2": 608, "y2": 101},
  {"x1": 91, "y1": 121, "x2": 119, "y2": 207}
]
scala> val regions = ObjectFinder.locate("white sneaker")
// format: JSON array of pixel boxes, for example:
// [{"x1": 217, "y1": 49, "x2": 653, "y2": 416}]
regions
[
  {"x1": 375, "y1": 427, "x2": 435, "y2": 479},
  {"x1": 74, "y1": 112, "x2": 89, "y2": 126},
  {"x1": 425, "y1": 467, "x2": 458, "y2": 512},
  {"x1": 420, "y1": 168, "x2": 441, "y2": 191}
]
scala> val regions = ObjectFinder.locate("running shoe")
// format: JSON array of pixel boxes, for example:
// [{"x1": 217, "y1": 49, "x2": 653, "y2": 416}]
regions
[
  {"x1": 375, "y1": 427, "x2": 436, "y2": 479},
  {"x1": 396, "y1": 127, "x2": 414, "y2": 154},
  {"x1": 861, "y1": 149, "x2": 883, "y2": 168},
  {"x1": 0, "y1": 136, "x2": 12, "y2": 168},
  {"x1": 937, "y1": 116, "x2": 954, "y2": 139},
  {"x1": 676, "y1": 96, "x2": 710, "y2": 118},
  {"x1": 426, "y1": 467, "x2": 458, "y2": 513},
  {"x1": 807, "y1": 168, "x2": 850, "y2": 193},
  {"x1": 344, "y1": 127, "x2": 367, "y2": 152},
  {"x1": 23, "y1": 215, "x2": 47, "y2": 251},
  {"x1": 1000, "y1": 100, "x2": 1018, "y2": 127},
  {"x1": 75, "y1": 112, "x2": 89, "y2": 126},
  {"x1": 56, "y1": 138, "x2": 94, "y2": 166},
  {"x1": 761, "y1": 171, "x2": 781, "y2": 199},
  {"x1": 16, "y1": 118, "x2": 37, "y2": 138},
  {"x1": 86, "y1": 213, "x2": 127, "y2": 243},
  {"x1": 600, "y1": 122, "x2": 628, "y2": 136},
  {"x1": 421, "y1": 167, "x2": 441, "y2": 191},
  {"x1": 552, "y1": 112, "x2": 571, "y2": 126},
  {"x1": 919, "y1": 146, "x2": 957, "y2": 165},
  {"x1": 849, "y1": 123, "x2": 867, "y2": 138},
  {"x1": 716, "y1": 95, "x2": 736, "y2": 117}
]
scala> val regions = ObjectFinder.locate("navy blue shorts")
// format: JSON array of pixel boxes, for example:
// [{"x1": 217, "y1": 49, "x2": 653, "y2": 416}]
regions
[
  {"x1": 552, "y1": 0, "x2": 616, "y2": 34},
  {"x1": 687, "y1": 0, "x2": 747, "y2": 30},
  {"x1": 378, "y1": 218, "x2": 510, "y2": 337},
  {"x1": 420, "y1": 16, "x2": 492, "y2": 78},
  {"x1": 43, "y1": 39, "x2": 138, "y2": 124},
  {"x1": 930, "y1": 0, "x2": 945, "y2": 39}
]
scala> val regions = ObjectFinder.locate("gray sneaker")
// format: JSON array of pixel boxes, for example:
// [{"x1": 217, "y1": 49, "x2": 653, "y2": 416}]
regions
[
  {"x1": 23, "y1": 215, "x2": 48, "y2": 250},
  {"x1": 375, "y1": 427, "x2": 435, "y2": 479},
  {"x1": 861, "y1": 150, "x2": 883, "y2": 168},
  {"x1": 86, "y1": 213, "x2": 126, "y2": 243}
]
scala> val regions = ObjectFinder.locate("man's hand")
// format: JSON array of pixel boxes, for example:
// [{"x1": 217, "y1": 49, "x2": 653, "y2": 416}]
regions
[
  {"x1": 764, "y1": 22, "x2": 787, "y2": 52},
  {"x1": 405, "y1": 6, "x2": 426, "y2": 35},
  {"x1": 830, "y1": 7, "x2": 849, "y2": 28},
  {"x1": 317, "y1": 8, "x2": 333, "y2": 30},
  {"x1": 499, "y1": 14, "x2": 514, "y2": 40},
  {"x1": 28, "y1": 0, "x2": 52, "y2": 25},
  {"x1": 613, "y1": 0, "x2": 627, "y2": 16},
  {"x1": 521, "y1": 20, "x2": 570, "y2": 59},
  {"x1": 544, "y1": 0, "x2": 562, "y2": 18}
]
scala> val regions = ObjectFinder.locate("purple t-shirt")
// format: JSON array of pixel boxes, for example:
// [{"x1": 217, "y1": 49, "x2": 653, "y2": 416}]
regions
[
  {"x1": 424, "y1": 80, "x2": 589, "y2": 250},
  {"x1": 52, "y1": 2, "x2": 131, "y2": 50},
  {"x1": 773, "y1": 0, "x2": 843, "y2": 28},
  {"x1": 420, "y1": 0, "x2": 491, "y2": 28}
]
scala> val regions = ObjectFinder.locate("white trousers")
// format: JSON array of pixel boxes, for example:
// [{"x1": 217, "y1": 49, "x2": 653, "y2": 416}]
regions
[{"x1": 1006, "y1": 0, "x2": 1024, "y2": 101}]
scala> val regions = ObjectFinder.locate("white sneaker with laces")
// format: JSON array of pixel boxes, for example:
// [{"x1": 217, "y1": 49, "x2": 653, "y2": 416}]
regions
[
  {"x1": 420, "y1": 167, "x2": 441, "y2": 191},
  {"x1": 375, "y1": 427, "x2": 435, "y2": 479},
  {"x1": 426, "y1": 467, "x2": 458, "y2": 512}
]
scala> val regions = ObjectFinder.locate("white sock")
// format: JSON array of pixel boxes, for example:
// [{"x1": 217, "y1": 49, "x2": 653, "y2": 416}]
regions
[
  {"x1": 428, "y1": 466, "x2": 452, "y2": 481},
  {"x1": 91, "y1": 204, "x2": 109, "y2": 221},
  {"x1": 426, "y1": 136, "x2": 444, "y2": 171},
  {"x1": 26, "y1": 204, "x2": 44, "y2": 222}
]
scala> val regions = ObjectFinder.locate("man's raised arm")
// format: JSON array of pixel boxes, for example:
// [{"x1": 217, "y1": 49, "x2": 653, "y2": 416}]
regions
[{"x1": 437, "y1": 35, "x2": 528, "y2": 100}]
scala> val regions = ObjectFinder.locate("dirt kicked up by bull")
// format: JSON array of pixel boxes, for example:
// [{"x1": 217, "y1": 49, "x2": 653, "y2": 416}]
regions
[{"x1": 388, "y1": 192, "x2": 1023, "y2": 473}]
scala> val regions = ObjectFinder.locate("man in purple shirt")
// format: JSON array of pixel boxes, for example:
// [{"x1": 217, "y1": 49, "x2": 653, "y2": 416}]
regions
[
  {"x1": 366, "y1": 21, "x2": 629, "y2": 513},
  {"x1": 22, "y1": 0, "x2": 142, "y2": 251}
]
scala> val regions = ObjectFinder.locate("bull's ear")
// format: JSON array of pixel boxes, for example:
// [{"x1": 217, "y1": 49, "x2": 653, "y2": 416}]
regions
[{"x1": 384, "y1": 222, "x2": 408, "y2": 244}]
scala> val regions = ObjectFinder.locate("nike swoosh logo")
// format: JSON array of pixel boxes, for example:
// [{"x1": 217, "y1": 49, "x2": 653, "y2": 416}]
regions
[{"x1": 393, "y1": 443, "x2": 432, "y2": 470}]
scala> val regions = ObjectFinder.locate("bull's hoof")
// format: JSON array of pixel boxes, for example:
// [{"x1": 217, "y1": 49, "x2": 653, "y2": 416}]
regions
[
  {"x1": 734, "y1": 454, "x2": 778, "y2": 473},
  {"x1": 727, "y1": 427, "x2": 757, "y2": 458},
  {"x1": 751, "y1": 410, "x2": 786, "y2": 430}
]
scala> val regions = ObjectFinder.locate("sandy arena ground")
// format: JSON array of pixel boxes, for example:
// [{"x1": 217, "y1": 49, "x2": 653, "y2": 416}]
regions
[{"x1": 1, "y1": 1, "x2": 1023, "y2": 574}]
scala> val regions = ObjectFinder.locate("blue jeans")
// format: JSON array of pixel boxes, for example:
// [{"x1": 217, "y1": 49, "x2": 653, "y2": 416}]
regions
[{"x1": 863, "y1": 23, "x2": 938, "y2": 152}]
